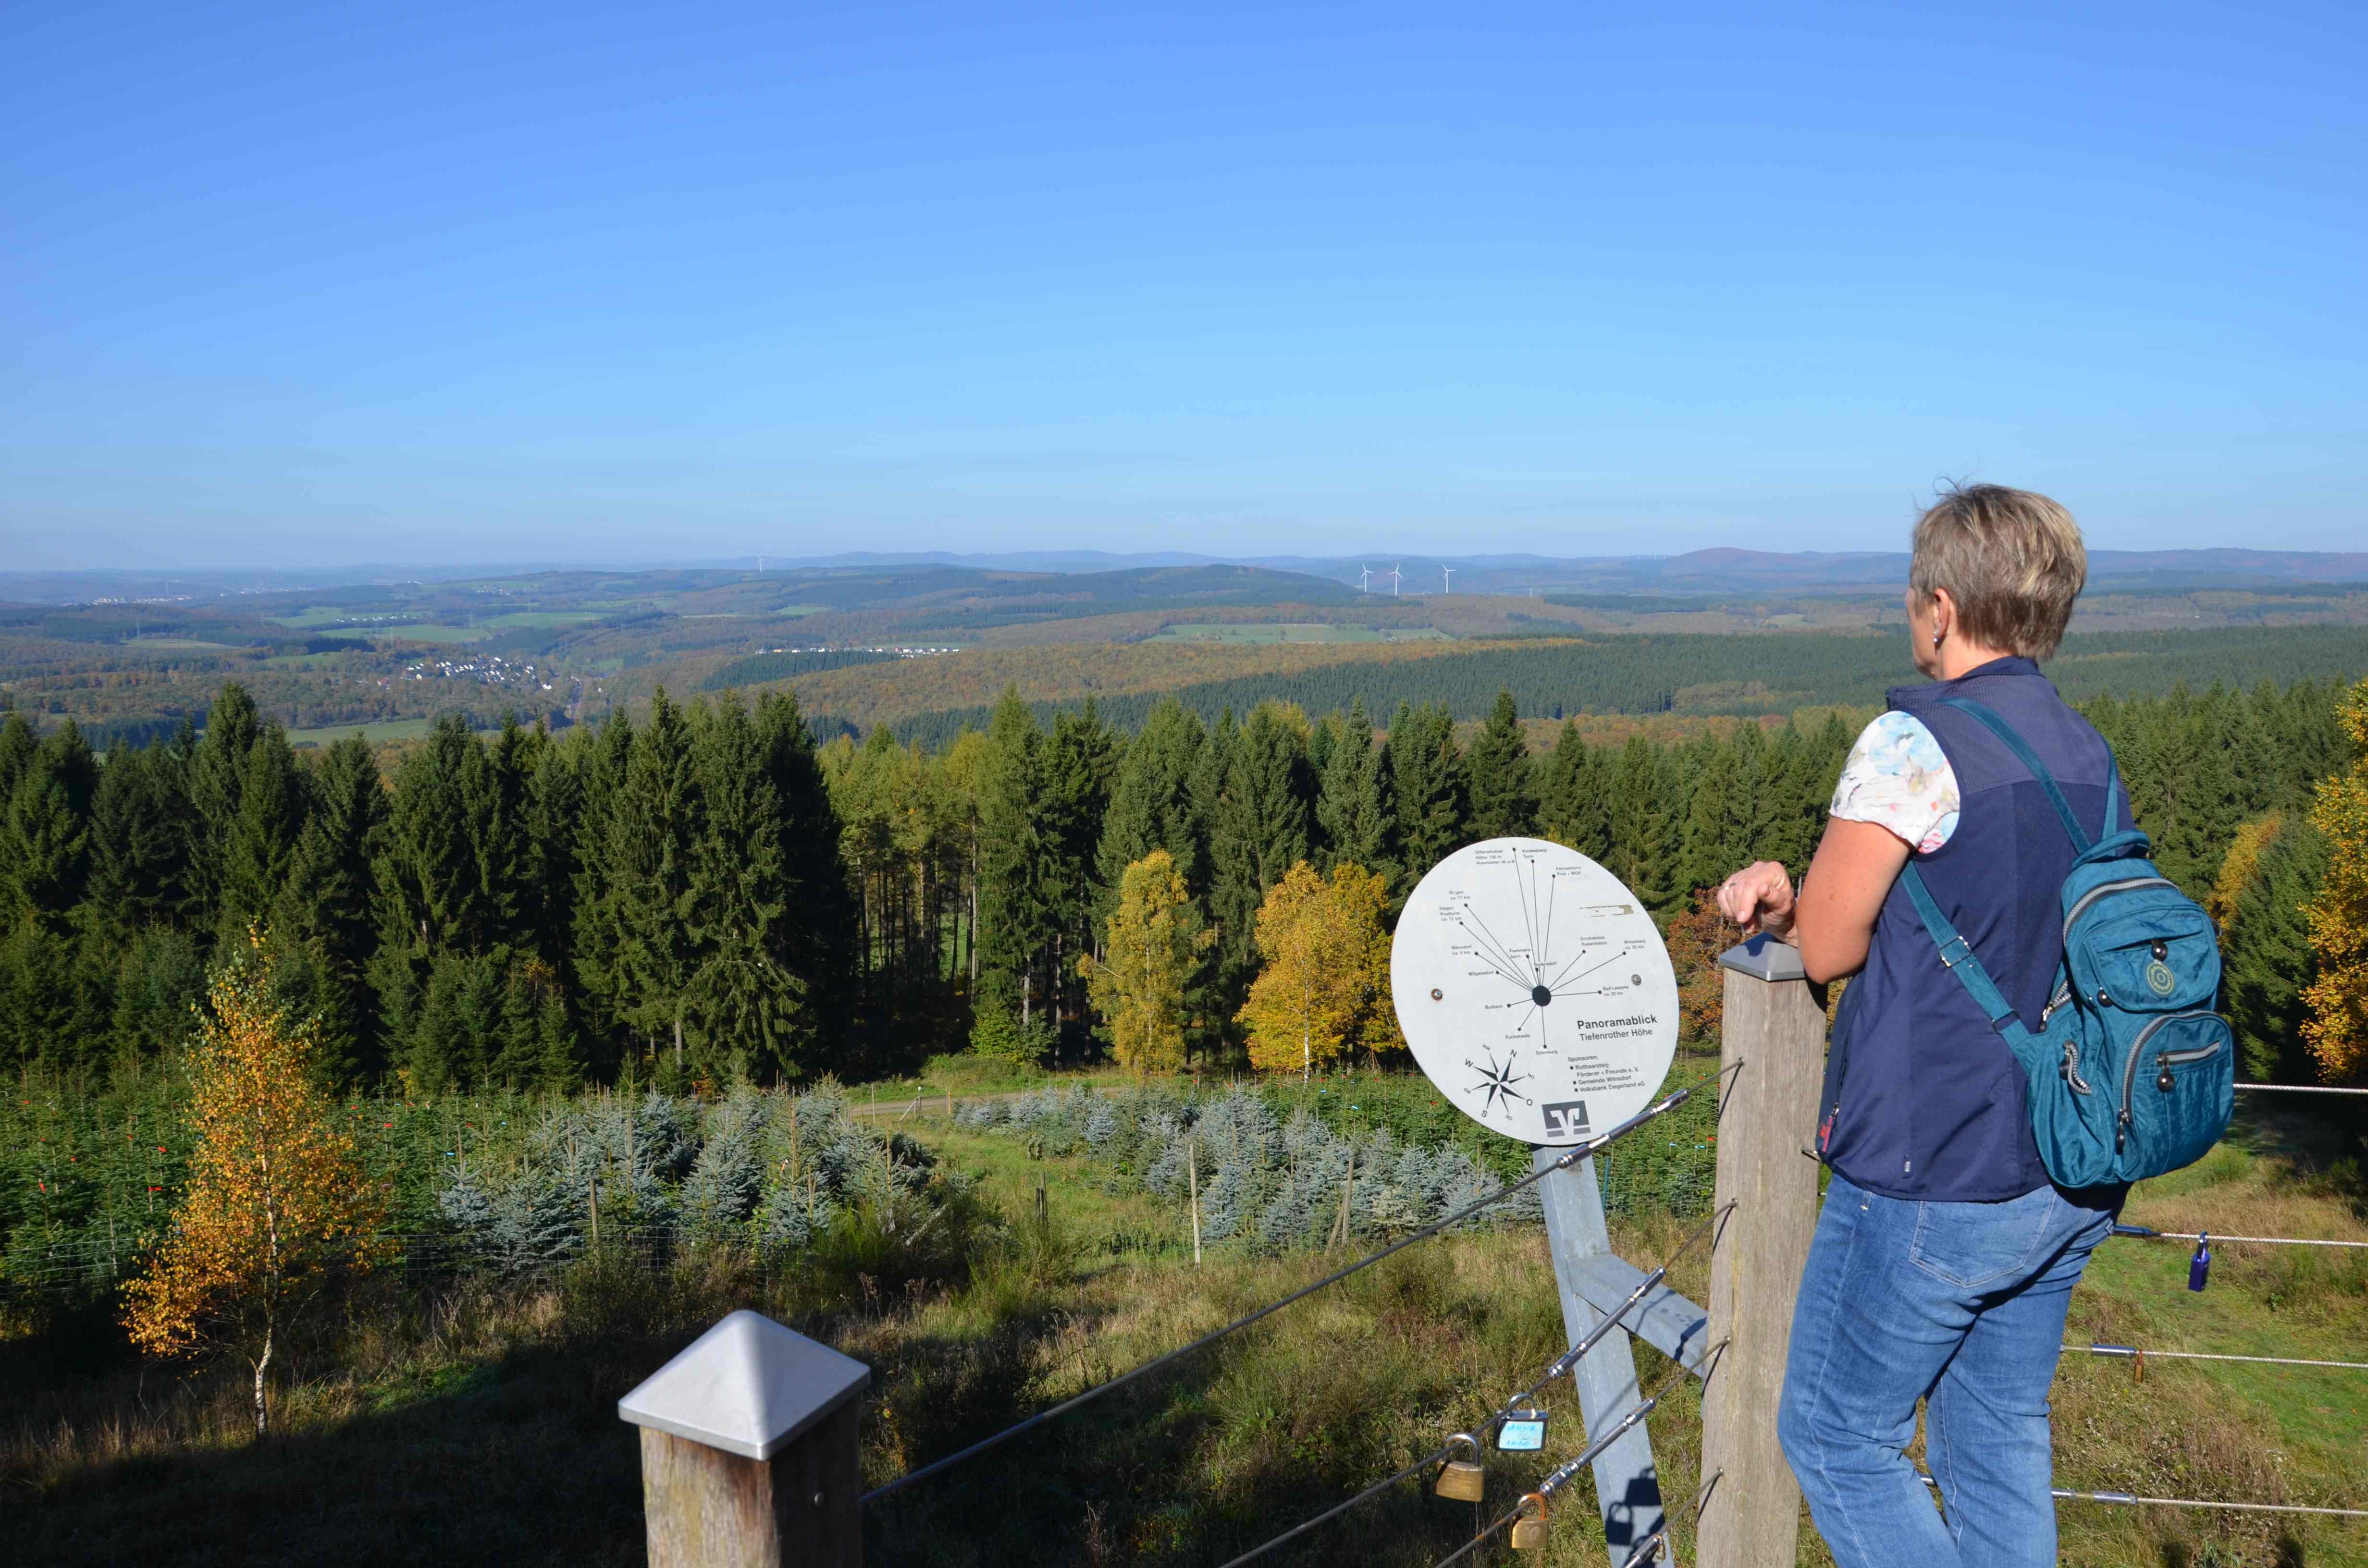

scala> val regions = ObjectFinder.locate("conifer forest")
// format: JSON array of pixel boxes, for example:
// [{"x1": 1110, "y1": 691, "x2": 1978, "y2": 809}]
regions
[{"x1": 1, "y1": 668, "x2": 2352, "y2": 1096}]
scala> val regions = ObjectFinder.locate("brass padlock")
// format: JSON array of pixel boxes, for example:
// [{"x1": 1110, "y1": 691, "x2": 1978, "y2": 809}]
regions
[
  {"x1": 1510, "y1": 1492, "x2": 1549, "y2": 1551},
  {"x1": 1434, "y1": 1433, "x2": 1485, "y2": 1502}
]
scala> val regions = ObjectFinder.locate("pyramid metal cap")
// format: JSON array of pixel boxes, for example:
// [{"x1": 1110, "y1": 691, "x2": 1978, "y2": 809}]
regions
[
  {"x1": 617, "y1": 1310, "x2": 869, "y2": 1461},
  {"x1": 1716, "y1": 933, "x2": 1807, "y2": 982}
]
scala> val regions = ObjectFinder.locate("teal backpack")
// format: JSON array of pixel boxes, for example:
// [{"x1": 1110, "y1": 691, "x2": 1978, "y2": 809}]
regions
[{"x1": 1900, "y1": 698, "x2": 2234, "y2": 1189}]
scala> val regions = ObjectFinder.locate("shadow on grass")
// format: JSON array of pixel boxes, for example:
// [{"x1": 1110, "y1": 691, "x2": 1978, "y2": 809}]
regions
[{"x1": 6, "y1": 1332, "x2": 652, "y2": 1568}]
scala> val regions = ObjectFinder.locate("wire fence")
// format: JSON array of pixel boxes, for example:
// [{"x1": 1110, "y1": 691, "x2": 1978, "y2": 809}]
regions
[
  {"x1": 861, "y1": 1078, "x2": 1715, "y2": 1507},
  {"x1": 2078, "y1": 1341, "x2": 2368, "y2": 1373}
]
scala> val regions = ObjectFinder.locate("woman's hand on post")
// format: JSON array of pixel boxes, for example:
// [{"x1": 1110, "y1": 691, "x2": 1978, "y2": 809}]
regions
[{"x1": 1716, "y1": 861, "x2": 1796, "y2": 940}]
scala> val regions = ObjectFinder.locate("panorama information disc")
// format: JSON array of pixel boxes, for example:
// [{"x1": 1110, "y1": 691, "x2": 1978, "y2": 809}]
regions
[{"x1": 1392, "y1": 837, "x2": 1679, "y2": 1147}]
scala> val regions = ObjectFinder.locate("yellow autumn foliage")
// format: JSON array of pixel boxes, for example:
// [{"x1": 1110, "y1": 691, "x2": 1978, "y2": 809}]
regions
[
  {"x1": 1237, "y1": 861, "x2": 1403, "y2": 1076},
  {"x1": 1080, "y1": 850, "x2": 1213, "y2": 1076},
  {"x1": 2302, "y1": 681, "x2": 2368, "y2": 1082},
  {"x1": 2207, "y1": 809, "x2": 2283, "y2": 932},
  {"x1": 123, "y1": 934, "x2": 388, "y2": 1434}
]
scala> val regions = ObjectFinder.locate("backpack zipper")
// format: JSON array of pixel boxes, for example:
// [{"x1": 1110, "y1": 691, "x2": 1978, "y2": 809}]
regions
[
  {"x1": 2115, "y1": 1011, "x2": 2223, "y2": 1152},
  {"x1": 2060, "y1": 1039, "x2": 2092, "y2": 1094},
  {"x1": 2062, "y1": 876, "x2": 2179, "y2": 944}
]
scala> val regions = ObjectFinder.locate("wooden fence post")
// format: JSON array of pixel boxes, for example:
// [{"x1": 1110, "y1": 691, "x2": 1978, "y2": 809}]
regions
[
  {"x1": 619, "y1": 1309, "x2": 869, "y2": 1568},
  {"x1": 1697, "y1": 935, "x2": 1825, "y2": 1568}
]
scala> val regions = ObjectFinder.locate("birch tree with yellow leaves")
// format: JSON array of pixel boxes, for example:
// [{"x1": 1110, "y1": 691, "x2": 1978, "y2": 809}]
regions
[
  {"x1": 124, "y1": 934, "x2": 387, "y2": 1436},
  {"x1": 1237, "y1": 861, "x2": 1401, "y2": 1078},
  {"x1": 2302, "y1": 679, "x2": 2368, "y2": 1082}
]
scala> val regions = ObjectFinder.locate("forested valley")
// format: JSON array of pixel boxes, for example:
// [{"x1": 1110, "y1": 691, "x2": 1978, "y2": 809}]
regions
[{"x1": 1, "y1": 667, "x2": 2351, "y2": 1095}]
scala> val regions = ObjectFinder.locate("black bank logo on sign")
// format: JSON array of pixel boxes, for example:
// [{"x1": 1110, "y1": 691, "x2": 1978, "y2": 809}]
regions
[{"x1": 1541, "y1": 1100, "x2": 1591, "y2": 1140}]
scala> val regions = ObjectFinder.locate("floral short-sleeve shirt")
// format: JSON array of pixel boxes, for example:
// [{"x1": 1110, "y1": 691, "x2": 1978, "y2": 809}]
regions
[{"x1": 1830, "y1": 711, "x2": 1961, "y2": 854}]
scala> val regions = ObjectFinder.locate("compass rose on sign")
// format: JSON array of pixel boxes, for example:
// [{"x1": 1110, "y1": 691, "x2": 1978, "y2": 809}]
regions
[{"x1": 1465, "y1": 1049, "x2": 1533, "y2": 1118}]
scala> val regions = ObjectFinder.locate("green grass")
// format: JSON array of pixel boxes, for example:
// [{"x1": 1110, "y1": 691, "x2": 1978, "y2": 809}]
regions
[
  {"x1": 372, "y1": 623, "x2": 492, "y2": 644},
  {"x1": 284, "y1": 716, "x2": 443, "y2": 747},
  {"x1": 1146, "y1": 622, "x2": 1454, "y2": 644},
  {"x1": 480, "y1": 611, "x2": 604, "y2": 629},
  {"x1": 7, "y1": 1090, "x2": 2360, "y2": 1568}
]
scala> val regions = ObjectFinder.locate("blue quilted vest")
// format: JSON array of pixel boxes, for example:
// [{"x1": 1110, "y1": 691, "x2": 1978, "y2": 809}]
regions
[{"x1": 1819, "y1": 657, "x2": 2130, "y2": 1202}]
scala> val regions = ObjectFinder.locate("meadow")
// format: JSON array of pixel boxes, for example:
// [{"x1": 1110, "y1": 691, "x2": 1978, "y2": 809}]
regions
[{"x1": 5, "y1": 1065, "x2": 2360, "y2": 1568}]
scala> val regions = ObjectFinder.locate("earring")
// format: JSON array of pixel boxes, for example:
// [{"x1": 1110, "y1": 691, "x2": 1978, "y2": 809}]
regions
[{"x1": 1932, "y1": 628, "x2": 1943, "y2": 648}]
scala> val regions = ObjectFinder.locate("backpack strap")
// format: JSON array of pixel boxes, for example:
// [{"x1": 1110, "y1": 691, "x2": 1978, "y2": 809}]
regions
[
  {"x1": 1898, "y1": 862, "x2": 2028, "y2": 1037},
  {"x1": 1938, "y1": 698, "x2": 2090, "y2": 853},
  {"x1": 2099, "y1": 751, "x2": 2122, "y2": 841}
]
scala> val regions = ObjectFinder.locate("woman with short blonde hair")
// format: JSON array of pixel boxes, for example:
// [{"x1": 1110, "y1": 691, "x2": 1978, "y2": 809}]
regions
[{"x1": 1719, "y1": 484, "x2": 2127, "y2": 1568}]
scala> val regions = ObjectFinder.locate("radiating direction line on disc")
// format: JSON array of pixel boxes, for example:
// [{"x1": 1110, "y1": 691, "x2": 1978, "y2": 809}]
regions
[{"x1": 1455, "y1": 906, "x2": 1535, "y2": 989}]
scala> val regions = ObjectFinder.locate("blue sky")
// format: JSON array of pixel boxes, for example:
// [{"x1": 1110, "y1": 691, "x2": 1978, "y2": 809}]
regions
[{"x1": 5, "y1": 0, "x2": 2362, "y2": 568}]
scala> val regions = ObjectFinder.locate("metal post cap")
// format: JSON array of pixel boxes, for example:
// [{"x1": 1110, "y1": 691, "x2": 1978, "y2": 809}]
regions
[
  {"x1": 618, "y1": 1309, "x2": 869, "y2": 1460},
  {"x1": 1715, "y1": 934, "x2": 1807, "y2": 982}
]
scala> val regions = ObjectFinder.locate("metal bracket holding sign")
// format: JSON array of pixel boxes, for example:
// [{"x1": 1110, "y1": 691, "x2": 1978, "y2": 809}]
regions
[{"x1": 1394, "y1": 838, "x2": 1709, "y2": 1563}]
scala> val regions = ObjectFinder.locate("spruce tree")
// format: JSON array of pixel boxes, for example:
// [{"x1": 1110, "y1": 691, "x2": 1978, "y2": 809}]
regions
[
  {"x1": 217, "y1": 723, "x2": 307, "y2": 943},
  {"x1": 1678, "y1": 735, "x2": 1741, "y2": 896},
  {"x1": 2222, "y1": 814, "x2": 2328, "y2": 1084},
  {"x1": 0, "y1": 708, "x2": 34, "y2": 795},
  {"x1": 1207, "y1": 702, "x2": 1314, "y2": 1034},
  {"x1": 1314, "y1": 698, "x2": 1393, "y2": 878},
  {"x1": 608, "y1": 691, "x2": 705, "y2": 1077},
  {"x1": 279, "y1": 736, "x2": 388, "y2": 1084},
  {"x1": 567, "y1": 710, "x2": 637, "y2": 1068},
  {"x1": 1384, "y1": 701, "x2": 1468, "y2": 892},
  {"x1": 88, "y1": 739, "x2": 195, "y2": 937},
  {"x1": 1097, "y1": 697, "x2": 1208, "y2": 911},
  {"x1": 1538, "y1": 720, "x2": 1611, "y2": 861},
  {"x1": 1466, "y1": 689, "x2": 1538, "y2": 840},
  {"x1": 1607, "y1": 735, "x2": 1681, "y2": 915},
  {"x1": 975, "y1": 688, "x2": 1050, "y2": 1045},
  {"x1": 683, "y1": 693, "x2": 807, "y2": 1082},
  {"x1": 188, "y1": 685, "x2": 264, "y2": 937},
  {"x1": 1040, "y1": 703, "x2": 1118, "y2": 1037},
  {"x1": 525, "y1": 735, "x2": 583, "y2": 973},
  {"x1": 5, "y1": 721, "x2": 98, "y2": 933}
]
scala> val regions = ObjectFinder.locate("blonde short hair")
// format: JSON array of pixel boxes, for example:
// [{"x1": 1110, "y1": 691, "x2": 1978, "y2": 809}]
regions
[{"x1": 1910, "y1": 484, "x2": 2087, "y2": 660}]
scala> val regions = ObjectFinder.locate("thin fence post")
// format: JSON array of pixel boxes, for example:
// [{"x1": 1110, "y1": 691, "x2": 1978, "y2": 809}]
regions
[
  {"x1": 1698, "y1": 935, "x2": 1825, "y2": 1568},
  {"x1": 620, "y1": 1310, "x2": 869, "y2": 1568}
]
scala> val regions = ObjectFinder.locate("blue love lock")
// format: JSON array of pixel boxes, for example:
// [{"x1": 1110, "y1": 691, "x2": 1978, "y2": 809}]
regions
[
  {"x1": 2188, "y1": 1234, "x2": 2211, "y2": 1292},
  {"x1": 1496, "y1": 1398, "x2": 1550, "y2": 1452}
]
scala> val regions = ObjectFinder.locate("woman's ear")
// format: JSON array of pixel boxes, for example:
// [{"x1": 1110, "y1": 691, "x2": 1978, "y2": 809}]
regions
[{"x1": 1928, "y1": 587, "x2": 1957, "y2": 646}]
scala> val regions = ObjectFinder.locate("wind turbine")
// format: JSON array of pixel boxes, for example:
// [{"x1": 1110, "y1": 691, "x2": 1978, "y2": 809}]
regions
[
  {"x1": 1390, "y1": 564, "x2": 1403, "y2": 596},
  {"x1": 1441, "y1": 566, "x2": 1456, "y2": 594},
  {"x1": 1358, "y1": 565, "x2": 1372, "y2": 593}
]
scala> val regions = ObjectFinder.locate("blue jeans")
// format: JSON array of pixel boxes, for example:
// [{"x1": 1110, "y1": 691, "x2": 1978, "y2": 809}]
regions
[{"x1": 1777, "y1": 1173, "x2": 2116, "y2": 1568}]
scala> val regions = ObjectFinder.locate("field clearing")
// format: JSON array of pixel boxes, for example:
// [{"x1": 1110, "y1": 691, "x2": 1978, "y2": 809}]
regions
[
  {"x1": 1147, "y1": 622, "x2": 1454, "y2": 644},
  {"x1": 481, "y1": 611, "x2": 604, "y2": 629},
  {"x1": 370, "y1": 623, "x2": 488, "y2": 644},
  {"x1": 768, "y1": 636, "x2": 1508, "y2": 731},
  {"x1": 284, "y1": 716, "x2": 451, "y2": 747}
]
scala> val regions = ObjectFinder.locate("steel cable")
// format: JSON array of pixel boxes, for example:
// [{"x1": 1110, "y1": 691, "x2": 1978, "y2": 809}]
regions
[
  {"x1": 1424, "y1": 1344, "x2": 1723, "y2": 1568},
  {"x1": 861, "y1": 1082, "x2": 1702, "y2": 1506},
  {"x1": 1922, "y1": 1473, "x2": 2367, "y2": 1519},
  {"x1": 2111, "y1": 1223, "x2": 2368, "y2": 1250},
  {"x1": 2077, "y1": 1342, "x2": 2368, "y2": 1373},
  {"x1": 1212, "y1": 1200, "x2": 1732, "y2": 1568}
]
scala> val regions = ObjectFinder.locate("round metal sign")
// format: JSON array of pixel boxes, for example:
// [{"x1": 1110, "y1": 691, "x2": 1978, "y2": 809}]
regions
[{"x1": 1392, "y1": 837, "x2": 1679, "y2": 1146}]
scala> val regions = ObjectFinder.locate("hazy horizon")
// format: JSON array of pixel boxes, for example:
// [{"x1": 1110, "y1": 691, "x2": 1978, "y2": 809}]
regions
[{"x1": 8, "y1": 1, "x2": 2363, "y2": 569}]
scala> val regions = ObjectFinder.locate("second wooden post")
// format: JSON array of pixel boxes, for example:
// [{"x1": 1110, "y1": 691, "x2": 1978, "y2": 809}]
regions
[{"x1": 1697, "y1": 935, "x2": 1826, "y2": 1568}]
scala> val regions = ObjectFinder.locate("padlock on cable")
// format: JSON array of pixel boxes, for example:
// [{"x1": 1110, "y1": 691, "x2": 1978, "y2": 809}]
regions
[
  {"x1": 2188, "y1": 1234, "x2": 2210, "y2": 1293},
  {"x1": 1434, "y1": 1433, "x2": 1485, "y2": 1502},
  {"x1": 1510, "y1": 1492, "x2": 1549, "y2": 1551}
]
